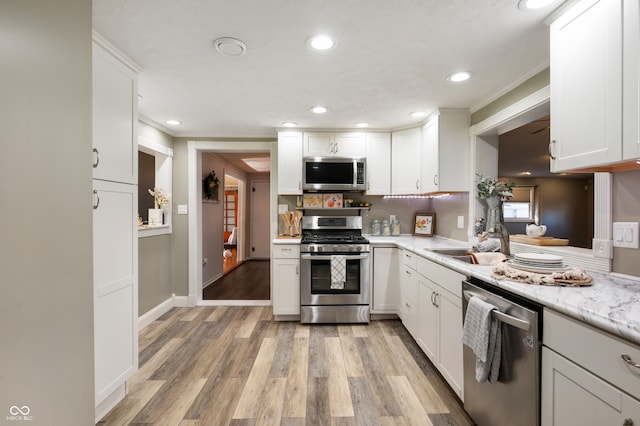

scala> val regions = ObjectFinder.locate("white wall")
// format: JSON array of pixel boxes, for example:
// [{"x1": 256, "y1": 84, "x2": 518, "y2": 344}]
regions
[{"x1": 0, "y1": 0, "x2": 95, "y2": 422}]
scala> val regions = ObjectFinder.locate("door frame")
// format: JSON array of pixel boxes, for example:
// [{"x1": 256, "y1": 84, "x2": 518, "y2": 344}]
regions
[
  {"x1": 250, "y1": 179, "x2": 270, "y2": 259},
  {"x1": 187, "y1": 141, "x2": 277, "y2": 306}
]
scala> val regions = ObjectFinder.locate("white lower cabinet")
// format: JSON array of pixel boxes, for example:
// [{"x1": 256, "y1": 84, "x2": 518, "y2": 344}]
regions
[
  {"x1": 399, "y1": 261, "x2": 418, "y2": 338},
  {"x1": 416, "y1": 256, "x2": 464, "y2": 399},
  {"x1": 542, "y1": 308, "x2": 640, "y2": 426},
  {"x1": 272, "y1": 244, "x2": 300, "y2": 316},
  {"x1": 371, "y1": 247, "x2": 399, "y2": 313},
  {"x1": 542, "y1": 348, "x2": 640, "y2": 426},
  {"x1": 93, "y1": 179, "x2": 137, "y2": 417}
]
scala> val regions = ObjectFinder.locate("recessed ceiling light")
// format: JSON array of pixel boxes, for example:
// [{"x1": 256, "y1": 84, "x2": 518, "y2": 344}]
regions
[
  {"x1": 355, "y1": 122, "x2": 369, "y2": 128},
  {"x1": 310, "y1": 106, "x2": 328, "y2": 114},
  {"x1": 213, "y1": 37, "x2": 247, "y2": 56},
  {"x1": 518, "y1": 0, "x2": 558, "y2": 10},
  {"x1": 166, "y1": 119, "x2": 181, "y2": 125},
  {"x1": 447, "y1": 71, "x2": 472, "y2": 83},
  {"x1": 281, "y1": 122, "x2": 297, "y2": 127},
  {"x1": 411, "y1": 111, "x2": 427, "y2": 118},
  {"x1": 307, "y1": 35, "x2": 336, "y2": 50}
]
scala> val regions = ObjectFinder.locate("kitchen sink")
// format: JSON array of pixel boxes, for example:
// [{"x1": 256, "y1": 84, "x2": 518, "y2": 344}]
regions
[{"x1": 425, "y1": 248, "x2": 474, "y2": 264}]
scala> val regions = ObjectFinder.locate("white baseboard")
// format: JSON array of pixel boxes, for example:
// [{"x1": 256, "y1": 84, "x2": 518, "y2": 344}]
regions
[
  {"x1": 138, "y1": 297, "x2": 175, "y2": 330},
  {"x1": 95, "y1": 382, "x2": 126, "y2": 423},
  {"x1": 174, "y1": 294, "x2": 190, "y2": 307}
]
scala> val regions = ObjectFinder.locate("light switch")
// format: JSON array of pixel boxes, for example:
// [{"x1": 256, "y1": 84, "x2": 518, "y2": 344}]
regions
[
  {"x1": 278, "y1": 204, "x2": 289, "y2": 214},
  {"x1": 457, "y1": 216, "x2": 464, "y2": 229},
  {"x1": 177, "y1": 204, "x2": 188, "y2": 215},
  {"x1": 612, "y1": 222, "x2": 639, "y2": 248}
]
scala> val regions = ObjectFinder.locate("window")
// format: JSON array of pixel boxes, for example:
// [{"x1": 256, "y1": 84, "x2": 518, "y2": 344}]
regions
[
  {"x1": 138, "y1": 136, "x2": 173, "y2": 237},
  {"x1": 503, "y1": 185, "x2": 537, "y2": 223}
]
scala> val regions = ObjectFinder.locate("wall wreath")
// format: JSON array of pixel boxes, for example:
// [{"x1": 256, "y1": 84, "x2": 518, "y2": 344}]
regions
[{"x1": 203, "y1": 170, "x2": 220, "y2": 201}]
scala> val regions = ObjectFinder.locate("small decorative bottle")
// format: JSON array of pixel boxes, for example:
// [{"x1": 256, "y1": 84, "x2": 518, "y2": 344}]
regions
[
  {"x1": 382, "y1": 219, "x2": 390, "y2": 236},
  {"x1": 371, "y1": 219, "x2": 381, "y2": 236},
  {"x1": 391, "y1": 219, "x2": 401, "y2": 236}
]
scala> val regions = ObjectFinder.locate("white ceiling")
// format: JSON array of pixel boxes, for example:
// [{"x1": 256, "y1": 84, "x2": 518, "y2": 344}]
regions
[{"x1": 92, "y1": 0, "x2": 563, "y2": 138}]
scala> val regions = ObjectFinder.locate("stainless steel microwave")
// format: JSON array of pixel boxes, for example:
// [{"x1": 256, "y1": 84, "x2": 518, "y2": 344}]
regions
[{"x1": 302, "y1": 157, "x2": 366, "y2": 191}]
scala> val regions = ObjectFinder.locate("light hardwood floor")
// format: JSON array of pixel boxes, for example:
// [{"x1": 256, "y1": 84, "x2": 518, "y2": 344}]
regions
[{"x1": 99, "y1": 306, "x2": 474, "y2": 425}]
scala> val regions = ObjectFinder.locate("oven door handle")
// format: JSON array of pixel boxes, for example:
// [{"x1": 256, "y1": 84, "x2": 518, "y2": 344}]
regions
[
  {"x1": 463, "y1": 290, "x2": 531, "y2": 331},
  {"x1": 301, "y1": 254, "x2": 369, "y2": 261}
]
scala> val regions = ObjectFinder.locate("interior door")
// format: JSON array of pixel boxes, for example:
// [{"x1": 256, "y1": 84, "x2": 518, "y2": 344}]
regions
[{"x1": 250, "y1": 180, "x2": 270, "y2": 258}]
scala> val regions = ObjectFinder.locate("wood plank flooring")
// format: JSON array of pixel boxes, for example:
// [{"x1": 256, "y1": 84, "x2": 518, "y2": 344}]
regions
[
  {"x1": 99, "y1": 306, "x2": 474, "y2": 425},
  {"x1": 203, "y1": 260, "x2": 270, "y2": 300}
]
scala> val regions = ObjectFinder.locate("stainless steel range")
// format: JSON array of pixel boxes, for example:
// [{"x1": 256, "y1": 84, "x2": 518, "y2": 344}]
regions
[{"x1": 300, "y1": 216, "x2": 370, "y2": 324}]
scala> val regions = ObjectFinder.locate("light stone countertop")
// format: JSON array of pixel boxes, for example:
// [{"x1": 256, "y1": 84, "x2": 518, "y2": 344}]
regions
[{"x1": 273, "y1": 234, "x2": 640, "y2": 346}]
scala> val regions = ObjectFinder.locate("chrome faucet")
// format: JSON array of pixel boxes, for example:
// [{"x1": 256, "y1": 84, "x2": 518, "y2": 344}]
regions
[{"x1": 489, "y1": 222, "x2": 511, "y2": 256}]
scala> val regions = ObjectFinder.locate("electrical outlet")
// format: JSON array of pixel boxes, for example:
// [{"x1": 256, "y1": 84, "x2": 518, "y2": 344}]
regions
[
  {"x1": 278, "y1": 204, "x2": 288, "y2": 214},
  {"x1": 457, "y1": 216, "x2": 464, "y2": 229},
  {"x1": 177, "y1": 204, "x2": 188, "y2": 215}
]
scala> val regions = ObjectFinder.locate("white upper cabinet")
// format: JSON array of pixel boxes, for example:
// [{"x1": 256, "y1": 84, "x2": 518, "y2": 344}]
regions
[
  {"x1": 365, "y1": 132, "x2": 391, "y2": 195},
  {"x1": 278, "y1": 131, "x2": 303, "y2": 195},
  {"x1": 550, "y1": 0, "x2": 624, "y2": 171},
  {"x1": 92, "y1": 39, "x2": 139, "y2": 184},
  {"x1": 391, "y1": 127, "x2": 422, "y2": 194},
  {"x1": 303, "y1": 131, "x2": 366, "y2": 157},
  {"x1": 623, "y1": 0, "x2": 640, "y2": 160},
  {"x1": 420, "y1": 109, "x2": 470, "y2": 194}
]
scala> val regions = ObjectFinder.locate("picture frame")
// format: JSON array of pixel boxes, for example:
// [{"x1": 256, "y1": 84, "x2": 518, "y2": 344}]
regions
[{"x1": 413, "y1": 212, "x2": 435, "y2": 237}]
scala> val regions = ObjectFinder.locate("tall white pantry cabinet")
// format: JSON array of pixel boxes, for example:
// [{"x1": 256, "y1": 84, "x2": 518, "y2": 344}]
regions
[{"x1": 92, "y1": 32, "x2": 141, "y2": 421}]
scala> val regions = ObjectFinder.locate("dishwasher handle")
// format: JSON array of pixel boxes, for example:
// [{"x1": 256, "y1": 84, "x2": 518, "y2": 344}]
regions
[{"x1": 463, "y1": 290, "x2": 531, "y2": 331}]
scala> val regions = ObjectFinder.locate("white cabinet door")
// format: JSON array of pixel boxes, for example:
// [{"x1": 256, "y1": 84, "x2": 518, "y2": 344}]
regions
[
  {"x1": 550, "y1": 0, "x2": 623, "y2": 171},
  {"x1": 92, "y1": 42, "x2": 138, "y2": 184},
  {"x1": 93, "y1": 179, "x2": 137, "y2": 403},
  {"x1": 624, "y1": 0, "x2": 640, "y2": 160},
  {"x1": 399, "y1": 263, "x2": 418, "y2": 338},
  {"x1": 421, "y1": 117, "x2": 440, "y2": 194},
  {"x1": 278, "y1": 131, "x2": 303, "y2": 194},
  {"x1": 421, "y1": 109, "x2": 470, "y2": 194},
  {"x1": 372, "y1": 247, "x2": 399, "y2": 312},
  {"x1": 542, "y1": 347, "x2": 640, "y2": 426},
  {"x1": 437, "y1": 289, "x2": 464, "y2": 399},
  {"x1": 391, "y1": 127, "x2": 422, "y2": 194},
  {"x1": 303, "y1": 132, "x2": 334, "y2": 156},
  {"x1": 334, "y1": 132, "x2": 366, "y2": 157},
  {"x1": 417, "y1": 276, "x2": 438, "y2": 362},
  {"x1": 365, "y1": 132, "x2": 391, "y2": 195},
  {"x1": 272, "y1": 244, "x2": 300, "y2": 316}
]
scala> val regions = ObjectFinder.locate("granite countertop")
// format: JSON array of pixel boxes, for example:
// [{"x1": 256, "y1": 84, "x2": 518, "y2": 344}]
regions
[{"x1": 273, "y1": 235, "x2": 640, "y2": 345}]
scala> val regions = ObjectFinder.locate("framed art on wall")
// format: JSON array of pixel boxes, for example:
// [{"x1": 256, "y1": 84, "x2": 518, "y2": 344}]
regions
[{"x1": 413, "y1": 212, "x2": 435, "y2": 237}]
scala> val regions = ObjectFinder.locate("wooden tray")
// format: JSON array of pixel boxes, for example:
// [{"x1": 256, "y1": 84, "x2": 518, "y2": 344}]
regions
[{"x1": 510, "y1": 234, "x2": 569, "y2": 246}]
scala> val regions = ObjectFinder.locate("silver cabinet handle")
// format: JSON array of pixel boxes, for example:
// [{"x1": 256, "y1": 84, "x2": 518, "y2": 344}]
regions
[
  {"x1": 334, "y1": 142, "x2": 338, "y2": 153},
  {"x1": 433, "y1": 174, "x2": 438, "y2": 185},
  {"x1": 416, "y1": 179, "x2": 420, "y2": 189},
  {"x1": 430, "y1": 291, "x2": 436, "y2": 306},
  {"x1": 92, "y1": 148, "x2": 100, "y2": 168},
  {"x1": 92, "y1": 190, "x2": 100, "y2": 210},
  {"x1": 405, "y1": 270, "x2": 412, "y2": 275},
  {"x1": 405, "y1": 302, "x2": 410, "y2": 308},
  {"x1": 295, "y1": 265, "x2": 299, "y2": 275},
  {"x1": 367, "y1": 181, "x2": 370, "y2": 191},
  {"x1": 549, "y1": 140, "x2": 556, "y2": 160},
  {"x1": 433, "y1": 292, "x2": 439, "y2": 308},
  {"x1": 621, "y1": 354, "x2": 640, "y2": 370}
]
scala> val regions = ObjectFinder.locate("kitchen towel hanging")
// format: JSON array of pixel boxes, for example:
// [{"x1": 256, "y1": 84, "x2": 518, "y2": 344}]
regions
[
  {"x1": 462, "y1": 296, "x2": 502, "y2": 383},
  {"x1": 330, "y1": 255, "x2": 346, "y2": 289}
]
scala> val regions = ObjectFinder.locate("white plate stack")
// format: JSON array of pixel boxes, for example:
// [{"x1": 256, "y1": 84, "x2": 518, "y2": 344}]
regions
[{"x1": 507, "y1": 252, "x2": 569, "y2": 274}]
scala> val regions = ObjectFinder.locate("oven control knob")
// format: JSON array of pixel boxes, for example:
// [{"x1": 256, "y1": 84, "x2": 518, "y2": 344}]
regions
[
  {"x1": 317, "y1": 246, "x2": 324, "y2": 252},
  {"x1": 333, "y1": 245, "x2": 339, "y2": 252},
  {"x1": 356, "y1": 246, "x2": 362, "y2": 252},
  {"x1": 309, "y1": 246, "x2": 316, "y2": 252}
]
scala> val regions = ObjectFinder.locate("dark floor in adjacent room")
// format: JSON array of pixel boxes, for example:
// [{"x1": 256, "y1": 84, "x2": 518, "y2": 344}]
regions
[{"x1": 203, "y1": 260, "x2": 270, "y2": 300}]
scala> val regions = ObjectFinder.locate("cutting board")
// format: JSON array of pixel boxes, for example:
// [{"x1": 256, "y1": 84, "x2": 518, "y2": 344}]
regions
[{"x1": 510, "y1": 234, "x2": 569, "y2": 246}]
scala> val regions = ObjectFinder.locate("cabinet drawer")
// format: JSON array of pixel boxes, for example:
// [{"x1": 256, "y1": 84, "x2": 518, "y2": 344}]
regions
[
  {"x1": 400, "y1": 264, "x2": 417, "y2": 301},
  {"x1": 544, "y1": 309, "x2": 640, "y2": 398},
  {"x1": 416, "y1": 255, "x2": 464, "y2": 297},
  {"x1": 273, "y1": 245, "x2": 300, "y2": 258},
  {"x1": 400, "y1": 249, "x2": 417, "y2": 269}
]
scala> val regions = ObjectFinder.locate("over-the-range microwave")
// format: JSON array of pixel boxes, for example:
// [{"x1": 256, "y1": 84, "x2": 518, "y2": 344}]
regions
[{"x1": 302, "y1": 157, "x2": 366, "y2": 191}]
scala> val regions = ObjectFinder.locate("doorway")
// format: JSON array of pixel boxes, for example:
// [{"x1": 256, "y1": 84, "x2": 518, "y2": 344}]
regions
[
  {"x1": 187, "y1": 141, "x2": 276, "y2": 307},
  {"x1": 223, "y1": 174, "x2": 240, "y2": 274}
]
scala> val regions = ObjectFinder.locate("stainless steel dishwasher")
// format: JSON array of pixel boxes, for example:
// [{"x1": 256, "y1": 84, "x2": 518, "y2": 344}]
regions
[{"x1": 462, "y1": 278, "x2": 543, "y2": 426}]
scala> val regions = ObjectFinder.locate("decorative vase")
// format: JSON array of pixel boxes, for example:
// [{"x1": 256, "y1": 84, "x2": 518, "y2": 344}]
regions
[
  {"x1": 148, "y1": 208, "x2": 163, "y2": 226},
  {"x1": 484, "y1": 196, "x2": 503, "y2": 234}
]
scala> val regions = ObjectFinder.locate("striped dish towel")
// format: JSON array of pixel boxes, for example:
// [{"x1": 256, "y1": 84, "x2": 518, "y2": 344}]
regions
[{"x1": 330, "y1": 255, "x2": 346, "y2": 289}]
